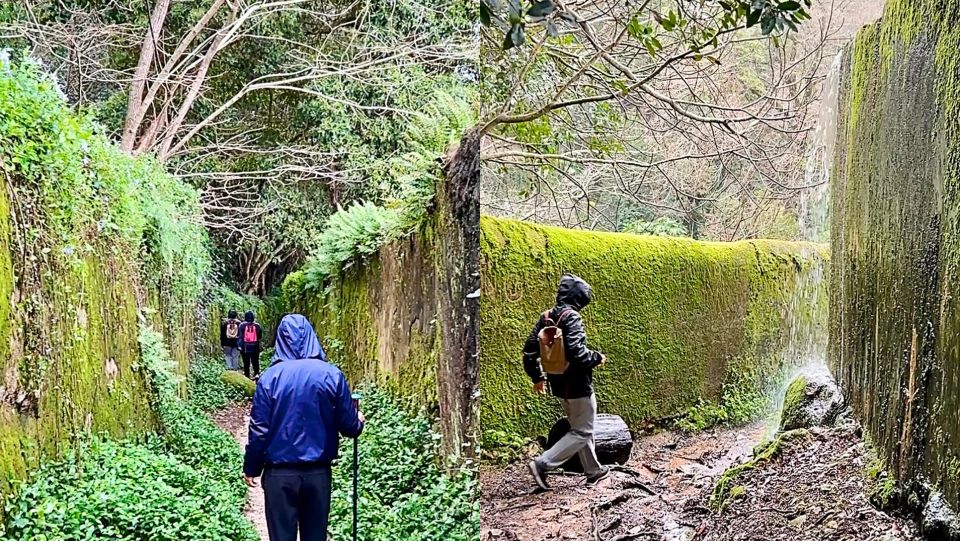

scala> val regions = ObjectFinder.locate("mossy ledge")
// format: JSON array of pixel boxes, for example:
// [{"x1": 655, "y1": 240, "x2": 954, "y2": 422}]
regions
[{"x1": 480, "y1": 215, "x2": 828, "y2": 439}]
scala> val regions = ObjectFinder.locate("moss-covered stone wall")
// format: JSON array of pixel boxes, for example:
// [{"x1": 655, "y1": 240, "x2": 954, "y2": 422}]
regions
[
  {"x1": 829, "y1": 0, "x2": 960, "y2": 513},
  {"x1": 0, "y1": 60, "x2": 211, "y2": 496},
  {"x1": 481, "y1": 216, "x2": 828, "y2": 438},
  {"x1": 283, "y1": 229, "x2": 443, "y2": 417}
]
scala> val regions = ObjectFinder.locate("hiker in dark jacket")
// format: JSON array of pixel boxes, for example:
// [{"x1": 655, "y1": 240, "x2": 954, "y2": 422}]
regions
[
  {"x1": 220, "y1": 309, "x2": 242, "y2": 370},
  {"x1": 523, "y1": 273, "x2": 609, "y2": 489},
  {"x1": 237, "y1": 310, "x2": 263, "y2": 379},
  {"x1": 243, "y1": 313, "x2": 365, "y2": 541}
]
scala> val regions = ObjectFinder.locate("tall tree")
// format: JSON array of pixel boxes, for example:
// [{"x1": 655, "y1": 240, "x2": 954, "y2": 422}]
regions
[{"x1": 478, "y1": 0, "x2": 842, "y2": 239}]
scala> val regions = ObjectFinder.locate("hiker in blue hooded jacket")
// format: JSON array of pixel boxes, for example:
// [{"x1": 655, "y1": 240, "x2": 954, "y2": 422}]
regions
[
  {"x1": 523, "y1": 273, "x2": 609, "y2": 490},
  {"x1": 243, "y1": 313, "x2": 365, "y2": 541}
]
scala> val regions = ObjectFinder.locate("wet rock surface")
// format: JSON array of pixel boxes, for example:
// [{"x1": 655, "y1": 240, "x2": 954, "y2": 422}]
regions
[
  {"x1": 481, "y1": 423, "x2": 920, "y2": 541},
  {"x1": 699, "y1": 426, "x2": 919, "y2": 541},
  {"x1": 922, "y1": 492, "x2": 960, "y2": 540},
  {"x1": 779, "y1": 367, "x2": 846, "y2": 431}
]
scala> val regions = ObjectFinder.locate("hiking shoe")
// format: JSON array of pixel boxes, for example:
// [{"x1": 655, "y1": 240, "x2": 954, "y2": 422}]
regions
[
  {"x1": 528, "y1": 460, "x2": 551, "y2": 490},
  {"x1": 585, "y1": 466, "x2": 610, "y2": 485}
]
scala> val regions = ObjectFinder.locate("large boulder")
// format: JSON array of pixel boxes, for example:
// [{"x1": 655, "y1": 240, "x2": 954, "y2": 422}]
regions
[
  {"x1": 922, "y1": 492, "x2": 960, "y2": 540},
  {"x1": 779, "y1": 367, "x2": 845, "y2": 431},
  {"x1": 221, "y1": 370, "x2": 256, "y2": 399},
  {"x1": 543, "y1": 413, "x2": 632, "y2": 472}
]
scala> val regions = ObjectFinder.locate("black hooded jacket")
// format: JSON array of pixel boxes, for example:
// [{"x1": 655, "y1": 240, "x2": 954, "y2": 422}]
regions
[
  {"x1": 237, "y1": 311, "x2": 263, "y2": 354},
  {"x1": 522, "y1": 274, "x2": 603, "y2": 399}
]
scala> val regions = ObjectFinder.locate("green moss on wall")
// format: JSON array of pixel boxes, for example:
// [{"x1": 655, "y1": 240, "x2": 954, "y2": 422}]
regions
[
  {"x1": 829, "y1": 0, "x2": 960, "y2": 513},
  {"x1": 481, "y1": 216, "x2": 828, "y2": 438},
  {"x1": 283, "y1": 231, "x2": 443, "y2": 416},
  {"x1": 0, "y1": 60, "x2": 210, "y2": 500}
]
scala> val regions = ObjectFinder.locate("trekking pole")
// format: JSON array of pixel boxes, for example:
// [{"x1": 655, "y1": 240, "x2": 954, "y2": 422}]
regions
[{"x1": 351, "y1": 392, "x2": 361, "y2": 541}]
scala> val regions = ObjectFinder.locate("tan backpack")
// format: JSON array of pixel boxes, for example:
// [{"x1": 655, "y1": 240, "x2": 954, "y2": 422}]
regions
[{"x1": 538, "y1": 309, "x2": 574, "y2": 375}]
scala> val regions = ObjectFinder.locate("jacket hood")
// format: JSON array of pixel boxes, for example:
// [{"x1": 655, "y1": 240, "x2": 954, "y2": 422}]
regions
[
  {"x1": 273, "y1": 314, "x2": 326, "y2": 363},
  {"x1": 244, "y1": 310, "x2": 255, "y2": 322},
  {"x1": 556, "y1": 273, "x2": 592, "y2": 310}
]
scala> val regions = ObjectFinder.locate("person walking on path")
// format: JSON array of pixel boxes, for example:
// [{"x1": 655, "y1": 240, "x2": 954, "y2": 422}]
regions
[
  {"x1": 523, "y1": 273, "x2": 609, "y2": 490},
  {"x1": 243, "y1": 313, "x2": 365, "y2": 541},
  {"x1": 220, "y1": 309, "x2": 242, "y2": 370},
  {"x1": 238, "y1": 310, "x2": 263, "y2": 379}
]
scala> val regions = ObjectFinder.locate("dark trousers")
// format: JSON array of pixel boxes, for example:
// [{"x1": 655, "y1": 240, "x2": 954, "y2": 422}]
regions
[
  {"x1": 242, "y1": 351, "x2": 260, "y2": 379},
  {"x1": 262, "y1": 466, "x2": 332, "y2": 541}
]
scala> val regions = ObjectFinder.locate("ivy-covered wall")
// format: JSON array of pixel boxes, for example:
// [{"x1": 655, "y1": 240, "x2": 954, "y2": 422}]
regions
[
  {"x1": 0, "y1": 60, "x2": 211, "y2": 495},
  {"x1": 481, "y1": 216, "x2": 828, "y2": 438},
  {"x1": 829, "y1": 0, "x2": 960, "y2": 514}
]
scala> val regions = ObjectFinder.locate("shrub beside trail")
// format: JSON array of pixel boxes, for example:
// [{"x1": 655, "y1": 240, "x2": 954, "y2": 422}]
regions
[{"x1": 0, "y1": 328, "x2": 257, "y2": 540}]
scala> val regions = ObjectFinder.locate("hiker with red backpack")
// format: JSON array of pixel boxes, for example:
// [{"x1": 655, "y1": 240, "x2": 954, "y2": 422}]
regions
[
  {"x1": 523, "y1": 273, "x2": 609, "y2": 490},
  {"x1": 238, "y1": 310, "x2": 264, "y2": 379},
  {"x1": 220, "y1": 309, "x2": 242, "y2": 370}
]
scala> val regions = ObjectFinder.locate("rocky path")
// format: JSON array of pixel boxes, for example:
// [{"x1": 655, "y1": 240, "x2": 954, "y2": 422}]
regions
[
  {"x1": 481, "y1": 422, "x2": 920, "y2": 541},
  {"x1": 211, "y1": 402, "x2": 271, "y2": 541}
]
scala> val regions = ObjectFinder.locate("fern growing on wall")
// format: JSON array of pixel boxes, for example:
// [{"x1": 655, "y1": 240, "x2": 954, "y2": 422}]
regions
[{"x1": 302, "y1": 89, "x2": 475, "y2": 291}]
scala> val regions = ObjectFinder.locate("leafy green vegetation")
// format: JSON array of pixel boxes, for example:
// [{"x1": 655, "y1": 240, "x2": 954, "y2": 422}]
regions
[
  {"x1": 187, "y1": 357, "x2": 250, "y2": 411},
  {"x1": 302, "y1": 90, "x2": 475, "y2": 289},
  {"x1": 139, "y1": 326, "x2": 249, "y2": 511},
  {"x1": 0, "y1": 328, "x2": 255, "y2": 540},
  {"x1": 0, "y1": 57, "x2": 210, "y2": 302},
  {"x1": 622, "y1": 216, "x2": 689, "y2": 237},
  {"x1": 328, "y1": 388, "x2": 479, "y2": 541},
  {"x1": 0, "y1": 438, "x2": 256, "y2": 541}
]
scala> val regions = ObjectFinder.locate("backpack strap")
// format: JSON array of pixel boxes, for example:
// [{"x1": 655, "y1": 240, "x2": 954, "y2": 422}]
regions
[{"x1": 542, "y1": 309, "x2": 553, "y2": 325}]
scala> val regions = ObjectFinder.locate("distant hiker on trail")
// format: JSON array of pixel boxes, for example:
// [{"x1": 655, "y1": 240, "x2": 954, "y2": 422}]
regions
[
  {"x1": 238, "y1": 310, "x2": 263, "y2": 379},
  {"x1": 523, "y1": 273, "x2": 609, "y2": 490},
  {"x1": 243, "y1": 313, "x2": 365, "y2": 541},
  {"x1": 220, "y1": 309, "x2": 242, "y2": 371}
]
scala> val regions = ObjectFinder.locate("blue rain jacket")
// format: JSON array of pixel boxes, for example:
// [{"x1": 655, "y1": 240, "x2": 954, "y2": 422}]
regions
[{"x1": 243, "y1": 314, "x2": 363, "y2": 477}]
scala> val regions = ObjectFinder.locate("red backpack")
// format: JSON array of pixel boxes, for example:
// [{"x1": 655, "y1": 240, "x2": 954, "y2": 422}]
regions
[{"x1": 243, "y1": 324, "x2": 258, "y2": 345}]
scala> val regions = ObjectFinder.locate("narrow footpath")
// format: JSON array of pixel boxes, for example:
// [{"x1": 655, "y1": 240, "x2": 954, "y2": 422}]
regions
[
  {"x1": 481, "y1": 422, "x2": 920, "y2": 541},
  {"x1": 212, "y1": 402, "x2": 270, "y2": 540}
]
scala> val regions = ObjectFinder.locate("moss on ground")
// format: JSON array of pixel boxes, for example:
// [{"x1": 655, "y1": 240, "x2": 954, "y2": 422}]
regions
[
  {"x1": 480, "y1": 216, "x2": 828, "y2": 438},
  {"x1": 710, "y1": 429, "x2": 809, "y2": 512}
]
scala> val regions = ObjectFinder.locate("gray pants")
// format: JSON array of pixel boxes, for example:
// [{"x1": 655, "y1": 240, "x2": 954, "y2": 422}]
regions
[
  {"x1": 537, "y1": 394, "x2": 602, "y2": 475},
  {"x1": 223, "y1": 346, "x2": 240, "y2": 370}
]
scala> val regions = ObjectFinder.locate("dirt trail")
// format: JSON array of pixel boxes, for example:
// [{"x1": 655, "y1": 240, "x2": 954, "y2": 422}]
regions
[
  {"x1": 211, "y1": 402, "x2": 270, "y2": 541},
  {"x1": 481, "y1": 421, "x2": 920, "y2": 541}
]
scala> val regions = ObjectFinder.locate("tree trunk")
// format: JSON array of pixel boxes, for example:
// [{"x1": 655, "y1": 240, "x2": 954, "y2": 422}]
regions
[
  {"x1": 543, "y1": 413, "x2": 633, "y2": 472},
  {"x1": 434, "y1": 127, "x2": 480, "y2": 458}
]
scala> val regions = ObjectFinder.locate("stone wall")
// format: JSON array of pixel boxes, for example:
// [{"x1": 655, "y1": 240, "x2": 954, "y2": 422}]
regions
[
  {"x1": 829, "y1": 0, "x2": 960, "y2": 514},
  {"x1": 481, "y1": 216, "x2": 828, "y2": 438}
]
